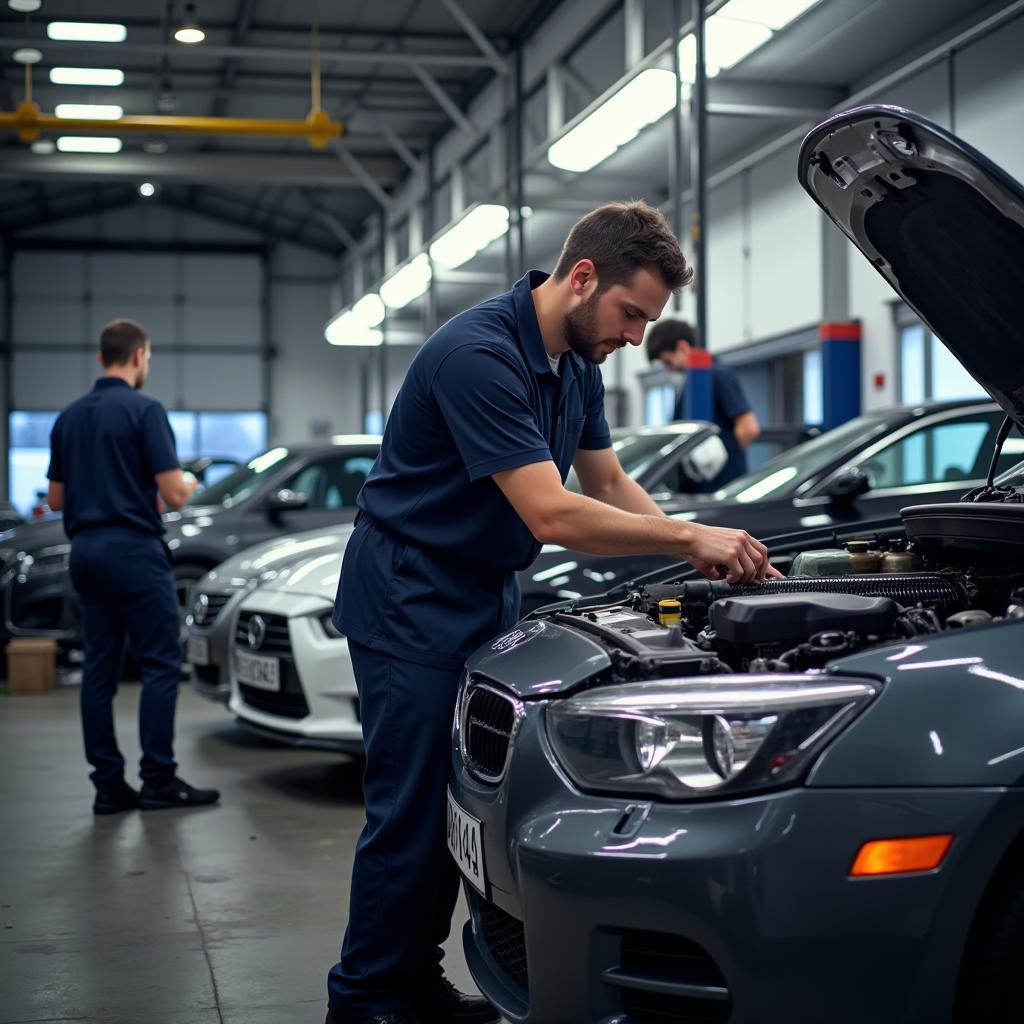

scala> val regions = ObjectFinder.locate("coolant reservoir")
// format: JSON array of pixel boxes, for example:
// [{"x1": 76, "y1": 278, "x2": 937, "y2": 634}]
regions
[
  {"x1": 846, "y1": 539, "x2": 881, "y2": 573},
  {"x1": 789, "y1": 548, "x2": 854, "y2": 577}
]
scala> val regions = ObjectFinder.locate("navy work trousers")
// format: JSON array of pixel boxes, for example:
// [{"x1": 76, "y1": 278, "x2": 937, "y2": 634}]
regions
[
  {"x1": 327, "y1": 639, "x2": 463, "y2": 1017},
  {"x1": 68, "y1": 528, "x2": 181, "y2": 787}
]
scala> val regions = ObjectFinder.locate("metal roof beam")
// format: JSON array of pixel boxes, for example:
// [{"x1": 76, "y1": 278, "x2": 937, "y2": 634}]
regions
[
  {"x1": 438, "y1": 0, "x2": 509, "y2": 76},
  {"x1": 0, "y1": 35, "x2": 499, "y2": 69},
  {"x1": 0, "y1": 150, "x2": 402, "y2": 188},
  {"x1": 410, "y1": 63, "x2": 476, "y2": 136},
  {"x1": 331, "y1": 142, "x2": 392, "y2": 209}
]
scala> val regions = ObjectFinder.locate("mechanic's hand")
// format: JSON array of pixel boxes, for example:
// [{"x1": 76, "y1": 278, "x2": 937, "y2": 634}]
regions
[{"x1": 681, "y1": 523, "x2": 782, "y2": 584}]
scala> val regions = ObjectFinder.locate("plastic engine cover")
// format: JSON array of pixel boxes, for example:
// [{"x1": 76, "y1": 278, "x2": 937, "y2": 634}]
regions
[{"x1": 709, "y1": 593, "x2": 900, "y2": 646}]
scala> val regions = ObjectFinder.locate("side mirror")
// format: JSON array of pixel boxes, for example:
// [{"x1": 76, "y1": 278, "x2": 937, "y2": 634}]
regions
[
  {"x1": 680, "y1": 435, "x2": 728, "y2": 485},
  {"x1": 826, "y1": 467, "x2": 871, "y2": 505},
  {"x1": 267, "y1": 488, "x2": 309, "y2": 512}
]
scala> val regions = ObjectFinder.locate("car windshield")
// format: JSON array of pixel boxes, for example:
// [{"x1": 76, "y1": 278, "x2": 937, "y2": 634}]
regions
[
  {"x1": 564, "y1": 425, "x2": 702, "y2": 493},
  {"x1": 188, "y1": 447, "x2": 292, "y2": 508},
  {"x1": 714, "y1": 413, "x2": 893, "y2": 503}
]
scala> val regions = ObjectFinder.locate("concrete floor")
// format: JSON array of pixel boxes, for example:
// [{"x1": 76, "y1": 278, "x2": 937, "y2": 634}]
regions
[{"x1": 0, "y1": 681, "x2": 479, "y2": 1024}]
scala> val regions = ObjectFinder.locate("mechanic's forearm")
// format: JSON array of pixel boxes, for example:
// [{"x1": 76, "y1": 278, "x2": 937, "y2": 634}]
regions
[
  {"x1": 536, "y1": 490, "x2": 692, "y2": 557},
  {"x1": 600, "y1": 473, "x2": 665, "y2": 517}
]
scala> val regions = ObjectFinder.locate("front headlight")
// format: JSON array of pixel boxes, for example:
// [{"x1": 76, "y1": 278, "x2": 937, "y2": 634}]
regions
[
  {"x1": 19, "y1": 544, "x2": 70, "y2": 574},
  {"x1": 318, "y1": 612, "x2": 344, "y2": 639},
  {"x1": 546, "y1": 674, "x2": 878, "y2": 800}
]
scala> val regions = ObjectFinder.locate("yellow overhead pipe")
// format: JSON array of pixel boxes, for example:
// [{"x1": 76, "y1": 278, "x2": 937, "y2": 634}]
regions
[
  {"x1": 2, "y1": 101, "x2": 343, "y2": 148},
  {"x1": 2, "y1": 0, "x2": 342, "y2": 149}
]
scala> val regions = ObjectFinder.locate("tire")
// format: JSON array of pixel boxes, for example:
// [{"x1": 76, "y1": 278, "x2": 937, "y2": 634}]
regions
[{"x1": 956, "y1": 857, "x2": 1024, "y2": 1021}]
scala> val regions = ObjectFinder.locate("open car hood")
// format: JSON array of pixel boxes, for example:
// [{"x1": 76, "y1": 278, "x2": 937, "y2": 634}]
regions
[{"x1": 799, "y1": 105, "x2": 1024, "y2": 433}]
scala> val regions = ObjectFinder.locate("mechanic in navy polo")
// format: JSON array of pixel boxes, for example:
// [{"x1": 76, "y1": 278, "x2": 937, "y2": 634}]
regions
[
  {"x1": 47, "y1": 318, "x2": 219, "y2": 815},
  {"x1": 325, "y1": 202, "x2": 778, "y2": 1024}
]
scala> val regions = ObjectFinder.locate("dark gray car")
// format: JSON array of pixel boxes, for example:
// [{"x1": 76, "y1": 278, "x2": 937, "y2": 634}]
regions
[
  {"x1": 0, "y1": 436, "x2": 379, "y2": 654},
  {"x1": 446, "y1": 106, "x2": 1024, "y2": 1024}
]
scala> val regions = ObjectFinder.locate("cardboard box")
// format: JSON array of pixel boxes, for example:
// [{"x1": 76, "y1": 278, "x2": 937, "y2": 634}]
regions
[{"x1": 5, "y1": 638, "x2": 57, "y2": 693}]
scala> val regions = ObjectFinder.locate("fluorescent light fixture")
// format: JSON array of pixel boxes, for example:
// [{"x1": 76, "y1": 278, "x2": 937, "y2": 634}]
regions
[
  {"x1": 704, "y1": 15, "x2": 772, "y2": 69},
  {"x1": 56, "y1": 136, "x2": 123, "y2": 153},
  {"x1": 429, "y1": 203, "x2": 510, "y2": 270},
  {"x1": 55, "y1": 103, "x2": 124, "y2": 120},
  {"x1": 351, "y1": 293, "x2": 385, "y2": 328},
  {"x1": 138, "y1": 182, "x2": 156, "y2": 198},
  {"x1": 716, "y1": 0, "x2": 822, "y2": 31},
  {"x1": 47, "y1": 21, "x2": 128, "y2": 42},
  {"x1": 50, "y1": 67, "x2": 125, "y2": 86},
  {"x1": 325, "y1": 311, "x2": 383, "y2": 347},
  {"x1": 12, "y1": 48, "x2": 42, "y2": 65},
  {"x1": 379, "y1": 253, "x2": 432, "y2": 309},
  {"x1": 30, "y1": 139, "x2": 55, "y2": 154},
  {"x1": 8, "y1": 0, "x2": 41, "y2": 11},
  {"x1": 547, "y1": 68, "x2": 677, "y2": 173}
]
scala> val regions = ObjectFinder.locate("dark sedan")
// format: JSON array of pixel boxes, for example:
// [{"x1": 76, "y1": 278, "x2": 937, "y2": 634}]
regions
[
  {"x1": 520, "y1": 398, "x2": 1020, "y2": 612},
  {"x1": 0, "y1": 436, "x2": 380, "y2": 654}
]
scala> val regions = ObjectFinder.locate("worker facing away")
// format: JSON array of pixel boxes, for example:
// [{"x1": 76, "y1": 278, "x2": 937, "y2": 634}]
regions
[{"x1": 47, "y1": 318, "x2": 220, "y2": 815}]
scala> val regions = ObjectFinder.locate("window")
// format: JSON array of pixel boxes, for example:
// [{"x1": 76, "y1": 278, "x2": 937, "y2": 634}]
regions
[
  {"x1": 8, "y1": 411, "x2": 59, "y2": 515},
  {"x1": 643, "y1": 384, "x2": 676, "y2": 426},
  {"x1": 284, "y1": 455, "x2": 374, "y2": 509},
  {"x1": 7, "y1": 408, "x2": 269, "y2": 515},
  {"x1": 897, "y1": 318, "x2": 986, "y2": 403},
  {"x1": 803, "y1": 350, "x2": 823, "y2": 425},
  {"x1": 854, "y1": 414, "x2": 1012, "y2": 490}
]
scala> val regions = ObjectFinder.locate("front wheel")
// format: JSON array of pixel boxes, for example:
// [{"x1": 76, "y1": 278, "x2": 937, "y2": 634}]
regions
[{"x1": 956, "y1": 862, "x2": 1024, "y2": 1021}]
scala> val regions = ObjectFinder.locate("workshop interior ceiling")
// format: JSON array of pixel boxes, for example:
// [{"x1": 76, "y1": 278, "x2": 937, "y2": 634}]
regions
[{"x1": 0, "y1": 0, "x2": 1002, "y2": 254}]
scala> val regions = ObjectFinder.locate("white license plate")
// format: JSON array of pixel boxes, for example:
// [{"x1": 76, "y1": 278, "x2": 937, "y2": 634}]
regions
[
  {"x1": 236, "y1": 650, "x2": 280, "y2": 691},
  {"x1": 187, "y1": 634, "x2": 210, "y2": 666},
  {"x1": 447, "y1": 789, "x2": 486, "y2": 895}
]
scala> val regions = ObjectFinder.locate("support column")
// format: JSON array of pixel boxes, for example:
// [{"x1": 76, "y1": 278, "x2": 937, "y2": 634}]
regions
[
  {"x1": 690, "y1": 0, "x2": 708, "y2": 348},
  {"x1": 683, "y1": 347, "x2": 714, "y2": 422},
  {"x1": 821, "y1": 321, "x2": 861, "y2": 429}
]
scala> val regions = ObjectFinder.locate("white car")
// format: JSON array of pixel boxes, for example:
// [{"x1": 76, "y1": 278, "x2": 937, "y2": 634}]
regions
[{"x1": 228, "y1": 546, "x2": 360, "y2": 754}]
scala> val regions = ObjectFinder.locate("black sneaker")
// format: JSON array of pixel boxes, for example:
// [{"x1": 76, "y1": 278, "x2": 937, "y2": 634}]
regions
[
  {"x1": 93, "y1": 779, "x2": 140, "y2": 816},
  {"x1": 412, "y1": 977, "x2": 500, "y2": 1024},
  {"x1": 139, "y1": 776, "x2": 220, "y2": 811}
]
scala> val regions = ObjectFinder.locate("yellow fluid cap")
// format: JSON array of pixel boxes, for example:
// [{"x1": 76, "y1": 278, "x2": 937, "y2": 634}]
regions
[{"x1": 658, "y1": 599, "x2": 682, "y2": 626}]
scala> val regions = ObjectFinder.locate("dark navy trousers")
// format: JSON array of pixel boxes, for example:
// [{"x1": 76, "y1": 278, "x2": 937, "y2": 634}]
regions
[
  {"x1": 68, "y1": 528, "x2": 181, "y2": 787},
  {"x1": 327, "y1": 639, "x2": 463, "y2": 1016}
]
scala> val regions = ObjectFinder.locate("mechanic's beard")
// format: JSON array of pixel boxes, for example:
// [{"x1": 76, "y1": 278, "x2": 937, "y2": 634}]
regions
[
  {"x1": 134, "y1": 368, "x2": 147, "y2": 391},
  {"x1": 563, "y1": 293, "x2": 623, "y2": 364}
]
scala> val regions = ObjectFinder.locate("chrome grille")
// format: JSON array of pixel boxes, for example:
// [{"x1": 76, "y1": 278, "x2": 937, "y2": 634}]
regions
[
  {"x1": 460, "y1": 680, "x2": 522, "y2": 782},
  {"x1": 235, "y1": 611, "x2": 292, "y2": 657},
  {"x1": 195, "y1": 592, "x2": 231, "y2": 624}
]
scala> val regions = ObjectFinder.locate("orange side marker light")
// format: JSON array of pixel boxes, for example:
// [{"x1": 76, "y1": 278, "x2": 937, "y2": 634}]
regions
[{"x1": 850, "y1": 834, "x2": 954, "y2": 877}]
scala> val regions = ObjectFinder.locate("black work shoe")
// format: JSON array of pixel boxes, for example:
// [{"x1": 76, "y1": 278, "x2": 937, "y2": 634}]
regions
[
  {"x1": 139, "y1": 776, "x2": 220, "y2": 811},
  {"x1": 325, "y1": 1012, "x2": 420, "y2": 1024},
  {"x1": 93, "y1": 779, "x2": 140, "y2": 816},
  {"x1": 413, "y1": 977, "x2": 500, "y2": 1024}
]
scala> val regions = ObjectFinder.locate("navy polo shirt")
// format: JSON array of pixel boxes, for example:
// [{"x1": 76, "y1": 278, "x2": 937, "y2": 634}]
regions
[
  {"x1": 47, "y1": 378, "x2": 180, "y2": 539},
  {"x1": 335, "y1": 270, "x2": 612, "y2": 669},
  {"x1": 675, "y1": 356, "x2": 752, "y2": 489}
]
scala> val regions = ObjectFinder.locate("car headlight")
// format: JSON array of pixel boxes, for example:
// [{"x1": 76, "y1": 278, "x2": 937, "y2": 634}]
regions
[
  {"x1": 546, "y1": 674, "x2": 878, "y2": 800},
  {"x1": 19, "y1": 544, "x2": 70, "y2": 574},
  {"x1": 318, "y1": 612, "x2": 344, "y2": 639}
]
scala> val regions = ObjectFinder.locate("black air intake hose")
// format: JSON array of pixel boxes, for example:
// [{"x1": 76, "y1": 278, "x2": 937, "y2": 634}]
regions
[{"x1": 667, "y1": 574, "x2": 966, "y2": 616}]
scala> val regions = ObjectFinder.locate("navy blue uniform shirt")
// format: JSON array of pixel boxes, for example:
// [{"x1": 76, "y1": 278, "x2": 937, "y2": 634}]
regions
[
  {"x1": 335, "y1": 270, "x2": 612, "y2": 669},
  {"x1": 47, "y1": 378, "x2": 179, "y2": 539},
  {"x1": 675, "y1": 356, "x2": 752, "y2": 489}
]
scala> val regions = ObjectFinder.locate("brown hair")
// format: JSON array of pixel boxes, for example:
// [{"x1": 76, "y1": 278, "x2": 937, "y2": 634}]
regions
[
  {"x1": 552, "y1": 200, "x2": 693, "y2": 293},
  {"x1": 99, "y1": 318, "x2": 149, "y2": 367},
  {"x1": 646, "y1": 319, "x2": 698, "y2": 362}
]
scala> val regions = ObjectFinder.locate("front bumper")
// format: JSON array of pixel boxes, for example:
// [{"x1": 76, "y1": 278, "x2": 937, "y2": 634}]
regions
[
  {"x1": 450, "y1": 702, "x2": 1023, "y2": 1024},
  {"x1": 227, "y1": 590, "x2": 362, "y2": 751},
  {"x1": 186, "y1": 587, "x2": 247, "y2": 703}
]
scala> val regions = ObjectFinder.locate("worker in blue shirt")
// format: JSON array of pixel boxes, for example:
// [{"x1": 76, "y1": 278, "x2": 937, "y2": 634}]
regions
[
  {"x1": 47, "y1": 319, "x2": 220, "y2": 815},
  {"x1": 325, "y1": 202, "x2": 778, "y2": 1024},
  {"x1": 646, "y1": 319, "x2": 761, "y2": 489}
]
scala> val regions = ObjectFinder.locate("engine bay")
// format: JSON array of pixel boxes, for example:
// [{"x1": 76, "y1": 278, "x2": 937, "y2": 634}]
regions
[{"x1": 550, "y1": 529, "x2": 1024, "y2": 679}]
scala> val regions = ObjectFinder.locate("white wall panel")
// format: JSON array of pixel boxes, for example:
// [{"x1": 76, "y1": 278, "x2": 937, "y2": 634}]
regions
[
  {"x1": 182, "y1": 354, "x2": 263, "y2": 410},
  {"x1": 181, "y1": 302, "x2": 261, "y2": 349},
  {"x1": 954, "y1": 14, "x2": 1024, "y2": 181},
  {"x1": 13, "y1": 301, "x2": 88, "y2": 345},
  {"x1": 90, "y1": 254, "x2": 176, "y2": 301},
  {"x1": 706, "y1": 175, "x2": 746, "y2": 351},
  {"x1": 747, "y1": 145, "x2": 822, "y2": 343},
  {"x1": 13, "y1": 253, "x2": 85, "y2": 298}
]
